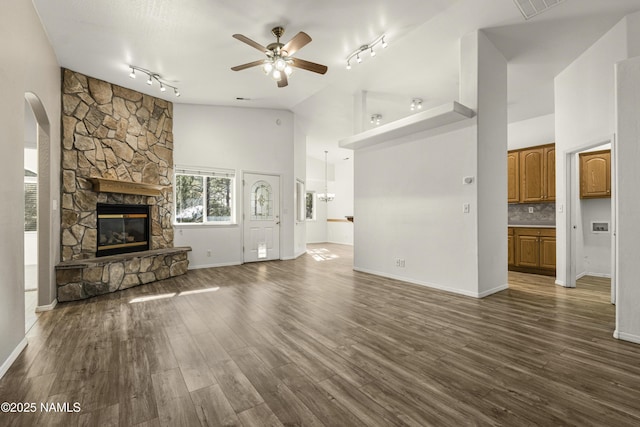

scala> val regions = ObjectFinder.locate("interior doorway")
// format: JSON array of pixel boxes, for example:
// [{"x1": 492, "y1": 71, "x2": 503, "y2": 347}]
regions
[
  {"x1": 243, "y1": 172, "x2": 281, "y2": 262},
  {"x1": 23, "y1": 100, "x2": 38, "y2": 331},
  {"x1": 565, "y1": 137, "x2": 615, "y2": 304}
]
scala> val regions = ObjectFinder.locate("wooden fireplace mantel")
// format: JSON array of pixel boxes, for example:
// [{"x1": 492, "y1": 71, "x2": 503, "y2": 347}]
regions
[{"x1": 89, "y1": 177, "x2": 169, "y2": 197}]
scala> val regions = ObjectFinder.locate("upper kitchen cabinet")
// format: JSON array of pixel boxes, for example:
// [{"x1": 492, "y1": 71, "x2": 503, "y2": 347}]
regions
[
  {"x1": 507, "y1": 151, "x2": 520, "y2": 203},
  {"x1": 580, "y1": 149, "x2": 611, "y2": 199},
  {"x1": 512, "y1": 143, "x2": 555, "y2": 203}
]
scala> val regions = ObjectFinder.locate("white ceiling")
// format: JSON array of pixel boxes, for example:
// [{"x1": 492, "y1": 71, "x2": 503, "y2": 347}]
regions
[{"x1": 33, "y1": 0, "x2": 640, "y2": 162}]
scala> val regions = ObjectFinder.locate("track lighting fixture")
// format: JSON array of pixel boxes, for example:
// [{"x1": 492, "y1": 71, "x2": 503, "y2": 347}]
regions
[
  {"x1": 410, "y1": 98, "x2": 423, "y2": 111},
  {"x1": 128, "y1": 65, "x2": 180, "y2": 97},
  {"x1": 345, "y1": 34, "x2": 388, "y2": 70},
  {"x1": 370, "y1": 114, "x2": 382, "y2": 125}
]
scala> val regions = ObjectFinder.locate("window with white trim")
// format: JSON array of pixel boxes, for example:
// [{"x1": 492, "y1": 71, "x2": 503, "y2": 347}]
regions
[{"x1": 174, "y1": 167, "x2": 235, "y2": 224}]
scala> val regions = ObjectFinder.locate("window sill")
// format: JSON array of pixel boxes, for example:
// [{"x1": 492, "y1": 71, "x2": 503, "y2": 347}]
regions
[{"x1": 173, "y1": 223, "x2": 238, "y2": 229}]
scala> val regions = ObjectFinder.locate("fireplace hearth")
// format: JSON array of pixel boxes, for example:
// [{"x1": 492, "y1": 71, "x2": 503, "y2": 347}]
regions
[{"x1": 96, "y1": 203, "x2": 150, "y2": 257}]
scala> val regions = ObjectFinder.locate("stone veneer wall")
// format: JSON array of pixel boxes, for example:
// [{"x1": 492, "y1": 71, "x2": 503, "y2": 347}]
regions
[{"x1": 61, "y1": 69, "x2": 174, "y2": 261}]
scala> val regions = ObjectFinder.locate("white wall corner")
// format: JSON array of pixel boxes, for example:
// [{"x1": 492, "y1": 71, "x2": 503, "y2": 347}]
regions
[
  {"x1": 0, "y1": 338, "x2": 28, "y2": 380},
  {"x1": 35, "y1": 298, "x2": 57, "y2": 312}
]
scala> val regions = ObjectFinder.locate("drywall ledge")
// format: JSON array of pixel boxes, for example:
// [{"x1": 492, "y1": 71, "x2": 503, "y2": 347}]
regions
[{"x1": 339, "y1": 101, "x2": 475, "y2": 150}]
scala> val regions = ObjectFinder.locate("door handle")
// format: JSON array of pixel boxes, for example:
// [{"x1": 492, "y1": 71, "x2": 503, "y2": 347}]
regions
[{"x1": 276, "y1": 221, "x2": 280, "y2": 225}]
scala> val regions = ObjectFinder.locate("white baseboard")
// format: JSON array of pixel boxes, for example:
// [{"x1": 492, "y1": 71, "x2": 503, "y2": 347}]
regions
[
  {"x1": 36, "y1": 298, "x2": 57, "y2": 312},
  {"x1": 584, "y1": 272, "x2": 612, "y2": 279},
  {"x1": 327, "y1": 240, "x2": 354, "y2": 246},
  {"x1": 188, "y1": 261, "x2": 242, "y2": 270},
  {"x1": 281, "y1": 250, "x2": 307, "y2": 261},
  {"x1": 478, "y1": 284, "x2": 510, "y2": 298},
  {"x1": 614, "y1": 330, "x2": 640, "y2": 345},
  {"x1": 0, "y1": 337, "x2": 28, "y2": 380},
  {"x1": 353, "y1": 267, "x2": 506, "y2": 299},
  {"x1": 575, "y1": 272, "x2": 587, "y2": 280},
  {"x1": 555, "y1": 279, "x2": 573, "y2": 287}
]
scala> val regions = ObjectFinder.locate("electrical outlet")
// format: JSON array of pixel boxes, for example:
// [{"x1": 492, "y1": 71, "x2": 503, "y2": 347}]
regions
[
  {"x1": 395, "y1": 258, "x2": 406, "y2": 268},
  {"x1": 528, "y1": 207, "x2": 534, "y2": 214},
  {"x1": 463, "y1": 203, "x2": 470, "y2": 214}
]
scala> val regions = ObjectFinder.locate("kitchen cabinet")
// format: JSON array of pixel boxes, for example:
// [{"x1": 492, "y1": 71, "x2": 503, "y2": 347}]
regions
[
  {"x1": 519, "y1": 144, "x2": 555, "y2": 203},
  {"x1": 508, "y1": 143, "x2": 555, "y2": 203},
  {"x1": 508, "y1": 227, "x2": 556, "y2": 276},
  {"x1": 580, "y1": 149, "x2": 611, "y2": 199},
  {"x1": 507, "y1": 151, "x2": 520, "y2": 203},
  {"x1": 508, "y1": 228, "x2": 515, "y2": 266}
]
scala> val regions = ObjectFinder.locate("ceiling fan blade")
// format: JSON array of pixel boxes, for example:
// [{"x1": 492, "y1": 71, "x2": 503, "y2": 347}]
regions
[
  {"x1": 290, "y1": 58, "x2": 328, "y2": 75},
  {"x1": 231, "y1": 60, "x2": 265, "y2": 71},
  {"x1": 232, "y1": 34, "x2": 269, "y2": 53},
  {"x1": 277, "y1": 73, "x2": 288, "y2": 88},
  {"x1": 282, "y1": 32, "x2": 312, "y2": 56}
]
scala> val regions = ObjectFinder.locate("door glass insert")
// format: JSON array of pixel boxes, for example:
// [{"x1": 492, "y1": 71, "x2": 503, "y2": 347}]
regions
[{"x1": 251, "y1": 180, "x2": 273, "y2": 220}]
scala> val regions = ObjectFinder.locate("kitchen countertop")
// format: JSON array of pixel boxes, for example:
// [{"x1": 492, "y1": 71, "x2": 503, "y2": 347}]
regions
[{"x1": 508, "y1": 224, "x2": 556, "y2": 228}]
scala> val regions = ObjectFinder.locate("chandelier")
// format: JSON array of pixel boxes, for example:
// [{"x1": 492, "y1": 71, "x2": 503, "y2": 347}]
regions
[{"x1": 317, "y1": 151, "x2": 335, "y2": 202}]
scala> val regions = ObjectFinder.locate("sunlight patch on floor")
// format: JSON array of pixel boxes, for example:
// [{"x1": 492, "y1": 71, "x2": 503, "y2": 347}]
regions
[
  {"x1": 307, "y1": 248, "x2": 340, "y2": 262},
  {"x1": 129, "y1": 286, "x2": 220, "y2": 303}
]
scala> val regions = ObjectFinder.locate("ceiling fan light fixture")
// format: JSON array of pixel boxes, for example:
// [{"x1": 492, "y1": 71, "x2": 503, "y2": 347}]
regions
[
  {"x1": 275, "y1": 57, "x2": 287, "y2": 71},
  {"x1": 410, "y1": 98, "x2": 423, "y2": 111},
  {"x1": 230, "y1": 26, "x2": 328, "y2": 88},
  {"x1": 262, "y1": 60, "x2": 273, "y2": 75}
]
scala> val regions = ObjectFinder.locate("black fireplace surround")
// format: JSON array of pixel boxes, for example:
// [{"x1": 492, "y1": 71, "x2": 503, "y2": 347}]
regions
[{"x1": 96, "y1": 203, "x2": 150, "y2": 257}]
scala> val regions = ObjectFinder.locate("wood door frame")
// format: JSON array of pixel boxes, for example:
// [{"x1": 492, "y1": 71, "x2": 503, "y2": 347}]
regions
[
  {"x1": 241, "y1": 170, "x2": 282, "y2": 263},
  {"x1": 563, "y1": 135, "x2": 615, "y2": 302}
]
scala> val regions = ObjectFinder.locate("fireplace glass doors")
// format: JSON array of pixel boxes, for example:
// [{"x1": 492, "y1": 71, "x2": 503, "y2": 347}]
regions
[{"x1": 96, "y1": 203, "x2": 150, "y2": 257}]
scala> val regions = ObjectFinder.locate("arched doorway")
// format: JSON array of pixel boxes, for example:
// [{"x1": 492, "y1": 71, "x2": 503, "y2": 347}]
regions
[{"x1": 24, "y1": 92, "x2": 53, "y2": 329}]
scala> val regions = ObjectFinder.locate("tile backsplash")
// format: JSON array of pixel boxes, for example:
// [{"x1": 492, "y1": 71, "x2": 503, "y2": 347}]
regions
[{"x1": 508, "y1": 203, "x2": 556, "y2": 226}]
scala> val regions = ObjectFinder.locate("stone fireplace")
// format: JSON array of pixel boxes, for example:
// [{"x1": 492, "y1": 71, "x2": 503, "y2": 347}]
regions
[{"x1": 56, "y1": 69, "x2": 190, "y2": 302}]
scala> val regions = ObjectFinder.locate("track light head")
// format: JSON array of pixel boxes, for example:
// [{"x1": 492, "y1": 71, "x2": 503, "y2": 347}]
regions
[
  {"x1": 370, "y1": 47, "x2": 376, "y2": 57},
  {"x1": 129, "y1": 68, "x2": 136, "y2": 79},
  {"x1": 346, "y1": 61, "x2": 351, "y2": 70},
  {"x1": 127, "y1": 65, "x2": 181, "y2": 97},
  {"x1": 146, "y1": 76, "x2": 153, "y2": 85},
  {"x1": 381, "y1": 36, "x2": 388, "y2": 48}
]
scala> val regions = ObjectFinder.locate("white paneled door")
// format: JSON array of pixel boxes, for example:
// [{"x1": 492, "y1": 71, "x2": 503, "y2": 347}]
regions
[{"x1": 243, "y1": 173, "x2": 280, "y2": 262}]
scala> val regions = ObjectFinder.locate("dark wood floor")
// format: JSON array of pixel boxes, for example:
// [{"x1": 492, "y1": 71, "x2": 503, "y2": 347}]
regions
[{"x1": 1, "y1": 244, "x2": 639, "y2": 426}]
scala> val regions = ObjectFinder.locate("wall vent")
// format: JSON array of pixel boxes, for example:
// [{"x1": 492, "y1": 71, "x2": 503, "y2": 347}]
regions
[{"x1": 514, "y1": 0, "x2": 566, "y2": 20}]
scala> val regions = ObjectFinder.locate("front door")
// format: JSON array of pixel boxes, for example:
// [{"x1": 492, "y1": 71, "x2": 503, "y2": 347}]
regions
[{"x1": 243, "y1": 173, "x2": 280, "y2": 262}]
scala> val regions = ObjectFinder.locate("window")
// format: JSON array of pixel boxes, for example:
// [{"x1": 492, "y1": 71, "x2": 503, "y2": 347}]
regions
[
  {"x1": 250, "y1": 180, "x2": 273, "y2": 220},
  {"x1": 24, "y1": 169, "x2": 37, "y2": 232},
  {"x1": 296, "y1": 180, "x2": 305, "y2": 222},
  {"x1": 174, "y1": 168, "x2": 235, "y2": 224},
  {"x1": 305, "y1": 191, "x2": 316, "y2": 221}
]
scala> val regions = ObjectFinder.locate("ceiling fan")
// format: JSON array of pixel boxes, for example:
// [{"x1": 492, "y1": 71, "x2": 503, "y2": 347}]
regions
[{"x1": 231, "y1": 26, "x2": 328, "y2": 88}]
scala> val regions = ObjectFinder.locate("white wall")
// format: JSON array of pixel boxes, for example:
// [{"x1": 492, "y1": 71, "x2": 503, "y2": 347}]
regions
[
  {"x1": 354, "y1": 125, "x2": 481, "y2": 296},
  {"x1": 0, "y1": 0, "x2": 61, "y2": 375},
  {"x1": 616, "y1": 55, "x2": 640, "y2": 344},
  {"x1": 327, "y1": 158, "x2": 354, "y2": 245},
  {"x1": 352, "y1": 30, "x2": 507, "y2": 298},
  {"x1": 173, "y1": 104, "x2": 296, "y2": 268},
  {"x1": 554, "y1": 16, "x2": 629, "y2": 287},
  {"x1": 508, "y1": 113, "x2": 555, "y2": 150}
]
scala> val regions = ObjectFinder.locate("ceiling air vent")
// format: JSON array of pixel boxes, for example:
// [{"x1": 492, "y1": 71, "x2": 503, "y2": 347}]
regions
[{"x1": 514, "y1": 0, "x2": 566, "y2": 20}]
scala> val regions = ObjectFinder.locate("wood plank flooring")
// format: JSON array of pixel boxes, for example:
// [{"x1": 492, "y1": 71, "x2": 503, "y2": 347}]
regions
[{"x1": 1, "y1": 244, "x2": 639, "y2": 426}]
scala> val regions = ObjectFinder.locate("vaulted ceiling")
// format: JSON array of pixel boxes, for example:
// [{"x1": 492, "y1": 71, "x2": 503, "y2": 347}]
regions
[{"x1": 33, "y1": 0, "x2": 640, "y2": 161}]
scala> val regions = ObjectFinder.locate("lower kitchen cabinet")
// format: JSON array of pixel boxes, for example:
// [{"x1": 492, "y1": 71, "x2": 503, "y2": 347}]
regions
[{"x1": 508, "y1": 227, "x2": 556, "y2": 276}]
